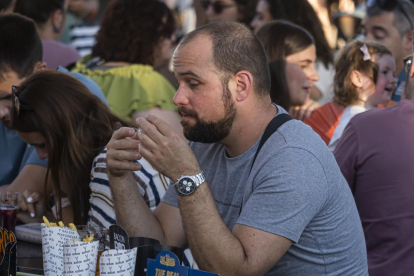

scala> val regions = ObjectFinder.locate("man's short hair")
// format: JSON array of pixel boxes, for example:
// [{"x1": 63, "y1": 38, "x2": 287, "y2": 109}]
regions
[
  {"x1": 178, "y1": 22, "x2": 271, "y2": 97},
  {"x1": 0, "y1": 14, "x2": 43, "y2": 81},
  {"x1": 367, "y1": 0, "x2": 414, "y2": 35},
  {"x1": 14, "y1": 0, "x2": 65, "y2": 25}
]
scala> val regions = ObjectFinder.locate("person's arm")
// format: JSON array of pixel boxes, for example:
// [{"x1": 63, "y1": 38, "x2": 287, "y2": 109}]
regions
[
  {"x1": 0, "y1": 164, "x2": 48, "y2": 194},
  {"x1": 333, "y1": 122, "x2": 359, "y2": 192},
  {"x1": 1, "y1": 164, "x2": 54, "y2": 219},
  {"x1": 135, "y1": 115, "x2": 327, "y2": 275},
  {"x1": 177, "y1": 182, "x2": 292, "y2": 275},
  {"x1": 106, "y1": 128, "x2": 187, "y2": 248}
]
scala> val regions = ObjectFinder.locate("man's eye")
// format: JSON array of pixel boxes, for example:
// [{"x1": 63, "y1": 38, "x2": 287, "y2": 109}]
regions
[{"x1": 188, "y1": 82, "x2": 199, "y2": 88}]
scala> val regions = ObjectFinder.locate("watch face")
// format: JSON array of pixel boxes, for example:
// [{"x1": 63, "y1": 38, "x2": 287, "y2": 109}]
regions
[{"x1": 177, "y1": 177, "x2": 196, "y2": 195}]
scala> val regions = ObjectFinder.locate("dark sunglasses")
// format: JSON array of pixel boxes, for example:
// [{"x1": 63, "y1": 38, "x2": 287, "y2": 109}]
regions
[
  {"x1": 12, "y1": 86, "x2": 32, "y2": 116},
  {"x1": 367, "y1": 0, "x2": 413, "y2": 29},
  {"x1": 202, "y1": 0, "x2": 236, "y2": 14}
]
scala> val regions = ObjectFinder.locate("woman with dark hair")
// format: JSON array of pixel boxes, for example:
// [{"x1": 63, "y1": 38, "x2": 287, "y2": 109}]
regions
[
  {"x1": 14, "y1": 0, "x2": 81, "y2": 69},
  {"x1": 251, "y1": 0, "x2": 335, "y2": 104},
  {"x1": 257, "y1": 21, "x2": 320, "y2": 120},
  {"x1": 11, "y1": 71, "x2": 168, "y2": 227},
  {"x1": 201, "y1": 0, "x2": 258, "y2": 25},
  {"x1": 73, "y1": 0, "x2": 184, "y2": 137}
]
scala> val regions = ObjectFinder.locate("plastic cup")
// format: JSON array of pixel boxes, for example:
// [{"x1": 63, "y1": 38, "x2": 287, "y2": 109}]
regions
[{"x1": 0, "y1": 192, "x2": 19, "y2": 233}]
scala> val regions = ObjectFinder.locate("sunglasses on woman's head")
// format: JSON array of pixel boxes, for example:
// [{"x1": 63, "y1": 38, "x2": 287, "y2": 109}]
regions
[
  {"x1": 202, "y1": 0, "x2": 236, "y2": 14},
  {"x1": 12, "y1": 86, "x2": 32, "y2": 116},
  {"x1": 367, "y1": 0, "x2": 413, "y2": 29}
]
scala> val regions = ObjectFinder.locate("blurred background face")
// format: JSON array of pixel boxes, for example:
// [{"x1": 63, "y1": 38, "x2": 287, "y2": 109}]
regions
[
  {"x1": 285, "y1": 62, "x2": 311, "y2": 106},
  {"x1": 203, "y1": 0, "x2": 239, "y2": 23},
  {"x1": 370, "y1": 54, "x2": 396, "y2": 105},
  {"x1": 250, "y1": 0, "x2": 272, "y2": 32},
  {"x1": 285, "y1": 44, "x2": 319, "y2": 87},
  {"x1": 362, "y1": 13, "x2": 403, "y2": 73}
]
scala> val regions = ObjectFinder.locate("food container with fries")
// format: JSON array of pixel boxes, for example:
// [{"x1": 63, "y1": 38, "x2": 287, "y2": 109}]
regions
[{"x1": 41, "y1": 217, "x2": 100, "y2": 276}]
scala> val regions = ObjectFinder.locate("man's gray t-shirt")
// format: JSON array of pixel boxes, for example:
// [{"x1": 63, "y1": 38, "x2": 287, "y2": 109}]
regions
[{"x1": 162, "y1": 107, "x2": 368, "y2": 275}]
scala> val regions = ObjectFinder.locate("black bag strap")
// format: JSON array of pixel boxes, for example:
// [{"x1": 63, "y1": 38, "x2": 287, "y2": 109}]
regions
[
  {"x1": 249, "y1": 113, "x2": 293, "y2": 174},
  {"x1": 239, "y1": 113, "x2": 293, "y2": 217}
]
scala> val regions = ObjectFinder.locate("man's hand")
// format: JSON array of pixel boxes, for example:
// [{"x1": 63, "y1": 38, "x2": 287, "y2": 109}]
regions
[
  {"x1": 106, "y1": 127, "x2": 142, "y2": 178},
  {"x1": 135, "y1": 114, "x2": 200, "y2": 182}
]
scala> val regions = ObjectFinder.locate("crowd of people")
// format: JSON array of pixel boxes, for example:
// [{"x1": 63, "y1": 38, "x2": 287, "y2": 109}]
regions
[{"x1": 0, "y1": 0, "x2": 413, "y2": 275}]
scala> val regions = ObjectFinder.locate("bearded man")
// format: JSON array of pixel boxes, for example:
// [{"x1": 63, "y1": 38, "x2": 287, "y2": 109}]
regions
[{"x1": 106, "y1": 22, "x2": 368, "y2": 276}]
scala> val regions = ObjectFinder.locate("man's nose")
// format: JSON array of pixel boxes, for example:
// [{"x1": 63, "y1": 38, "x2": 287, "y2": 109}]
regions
[
  {"x1": 173, "y1": 88, "x2": 190, "y2": 107},
  {"x1": 0, "y1": 106, "x2": 10, "y2": 119}
]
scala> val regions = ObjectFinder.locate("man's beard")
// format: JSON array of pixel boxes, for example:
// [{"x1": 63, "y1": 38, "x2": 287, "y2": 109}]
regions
[{"x1": 179, "y1": 84, "x2": 237, "y2": 143}]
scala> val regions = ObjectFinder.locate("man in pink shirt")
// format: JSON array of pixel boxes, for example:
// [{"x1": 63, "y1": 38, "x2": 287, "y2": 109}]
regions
[{"x1": 334, "y1": 57, "x2": 414, "y2": 276}]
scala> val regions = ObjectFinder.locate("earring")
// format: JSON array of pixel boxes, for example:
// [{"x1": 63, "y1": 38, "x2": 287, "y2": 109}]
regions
[{"x1": 53, "y1": 24, "x2": 61, "y2": 33}]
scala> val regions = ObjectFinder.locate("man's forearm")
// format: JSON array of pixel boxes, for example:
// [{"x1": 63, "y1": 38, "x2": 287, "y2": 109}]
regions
[
  {"x1": 109, "y1": 172, "x2": 167, "y2": 243},
  {"x1": 178, "y1": 183, "x2": 252, "y2": 276}
]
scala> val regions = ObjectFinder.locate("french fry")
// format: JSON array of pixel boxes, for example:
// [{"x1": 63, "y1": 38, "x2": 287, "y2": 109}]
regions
[
  {"x1": 69, "y1": 223, "x2": 77, "y2": 232},
  {"x1": 49, "y1": 222, "x2": 57, "y2": 227},
  {"x1": 82, "y1": 234, "x2": 95, "y2": 242},
  {"x1": 58, "y1": 221, "x2": 65, "y2": 227},
  {"x1": 43, "y1": 216, "x2": 50, "y2": 226}
]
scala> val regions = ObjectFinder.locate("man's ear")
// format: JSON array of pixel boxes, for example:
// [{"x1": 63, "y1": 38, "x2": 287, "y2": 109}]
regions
[
  {"x1": 34, "y1": 62, "x2": 47, "y2": 72},
  {"x1": 350, "y1": 70, "x2": 363, "y2": 88},
  {"x1": 234, "y1": 70, "x2": 253, "y2": 102},
  {"x1": 51, "y1": 9, "x2": 64, "y2": 33},
  {"x1": 402, "y1": 30, "x2": 413, "y2": 54}
]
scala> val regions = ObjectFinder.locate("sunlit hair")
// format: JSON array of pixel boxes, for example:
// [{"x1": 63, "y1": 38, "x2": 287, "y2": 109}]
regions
[
  {"x1": 256, "y1": 21, "x2": 314, "y2": 109},
  {"x1": 11, "y1": 71, "x2": 130, "y2": 225},
  {"x1": 333, "y1": 40, "x2": 392, "y2": 107},
  {"x1": 92, "y1": 0, "x2": 176, "y2": 66}
]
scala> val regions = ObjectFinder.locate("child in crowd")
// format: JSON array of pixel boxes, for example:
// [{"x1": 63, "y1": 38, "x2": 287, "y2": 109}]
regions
[{"x1": 305, "y1": 40, "x2": 396, "y2": 149}]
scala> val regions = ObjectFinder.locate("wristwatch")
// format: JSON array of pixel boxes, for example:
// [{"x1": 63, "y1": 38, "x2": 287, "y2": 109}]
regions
[{"x1": 174, "y1": 172, "x2": 206, "y2": 196}]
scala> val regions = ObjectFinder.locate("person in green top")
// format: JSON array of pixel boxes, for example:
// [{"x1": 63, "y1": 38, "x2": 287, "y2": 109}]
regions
[{"x1": 73, "y1": 0, "x2": 184, "y2": 137}]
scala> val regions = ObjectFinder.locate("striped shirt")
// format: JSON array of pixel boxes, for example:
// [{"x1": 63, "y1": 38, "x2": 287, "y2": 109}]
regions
[{"x1": 87, "y1": 148, "x2": 170, "y2": 228}]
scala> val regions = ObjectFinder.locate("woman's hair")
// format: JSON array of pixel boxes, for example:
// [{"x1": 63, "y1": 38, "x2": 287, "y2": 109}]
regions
[
  {"x1": 92, "y1": 0, "x2": 176, "y2": 66},
  {"x1": 234, "y1": 0, "x2": 258, "y2": 25},
  {"x1": 14, "y1": 0, "x2": 64, "y2": 25},
  {"x1": 10, "y1": 70, "x2": 130, "y2": 225},
  {"x1": 333, "y1": 40, "x2": 392, "y2": 107},
  {"x1": 256, "y1": 21, "x2": 314, "y2": 109},
  {"x1": 264, "y1": 0, "x2": 333, "y2": 68}
]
